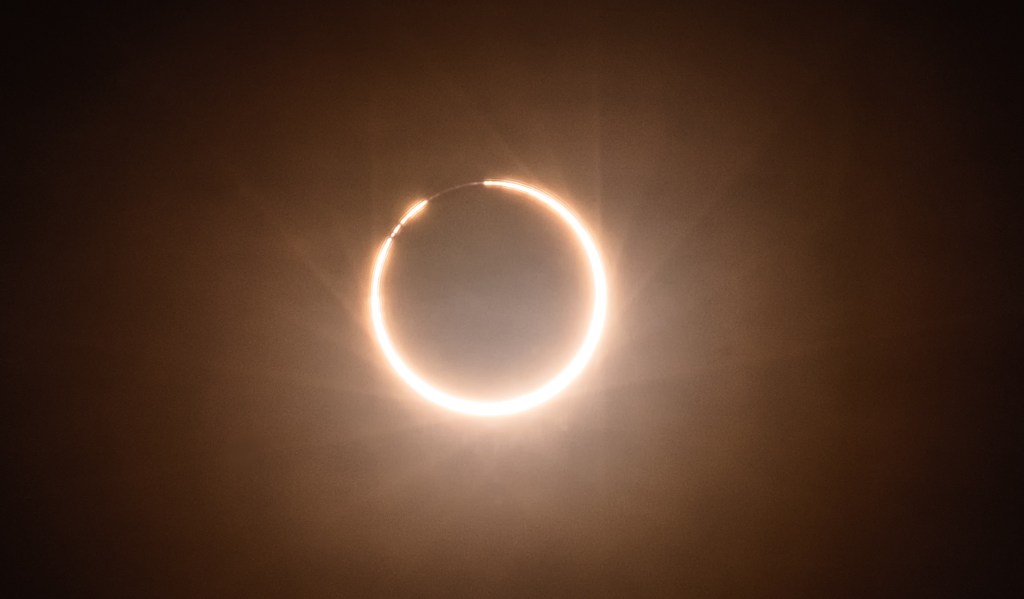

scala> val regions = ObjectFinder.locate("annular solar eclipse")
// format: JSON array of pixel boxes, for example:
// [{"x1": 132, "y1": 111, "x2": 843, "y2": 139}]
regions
[{"x1": 370, "y1": 180, "x2": 608, "y2": 417}]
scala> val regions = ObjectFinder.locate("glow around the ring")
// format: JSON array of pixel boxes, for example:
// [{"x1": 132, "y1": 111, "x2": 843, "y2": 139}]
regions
[{"x1": 369, "y1": 180, "x2": 608, "y2": 417}]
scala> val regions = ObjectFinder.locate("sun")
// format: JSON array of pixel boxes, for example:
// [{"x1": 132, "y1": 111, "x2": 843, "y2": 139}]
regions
[{"x1": 369, "y1": 180, "x2": 608, "y2": 417}]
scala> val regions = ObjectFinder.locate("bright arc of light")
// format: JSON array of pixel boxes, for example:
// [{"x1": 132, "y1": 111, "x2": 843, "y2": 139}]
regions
[{"x1": 369, "y1": 180, "x2": 608, "y2": 417}]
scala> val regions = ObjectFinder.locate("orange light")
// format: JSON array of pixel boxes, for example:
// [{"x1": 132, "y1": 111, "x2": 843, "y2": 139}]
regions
[{"x1": 369, "y1": 180, "x2": 608, "y2": 416}]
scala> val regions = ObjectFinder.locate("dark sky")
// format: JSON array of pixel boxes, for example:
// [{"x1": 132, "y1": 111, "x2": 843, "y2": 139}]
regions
[{"x1": 6, "y1": 2, "x2": 1020, "y2": 596}]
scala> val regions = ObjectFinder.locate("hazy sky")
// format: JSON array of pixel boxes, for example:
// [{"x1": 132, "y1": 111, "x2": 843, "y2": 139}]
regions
[{"x1": 6, "y1": 2, "x2": 1018, "y2": 596}]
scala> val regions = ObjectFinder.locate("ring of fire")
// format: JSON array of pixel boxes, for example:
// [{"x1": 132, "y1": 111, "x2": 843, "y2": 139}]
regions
[{"x1": 369, "y1": 180, "x2": 608, "y2": 417}]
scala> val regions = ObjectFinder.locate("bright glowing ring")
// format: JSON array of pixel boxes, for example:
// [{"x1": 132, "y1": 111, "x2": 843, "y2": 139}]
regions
[{"x1": 369, "y1": 180, "x2": 608, "y2": 417}]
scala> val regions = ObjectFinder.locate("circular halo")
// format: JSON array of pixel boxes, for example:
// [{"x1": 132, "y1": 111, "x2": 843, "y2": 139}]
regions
[{"x1": 369, "y1": 180, "x2": 608, "y2": 417}]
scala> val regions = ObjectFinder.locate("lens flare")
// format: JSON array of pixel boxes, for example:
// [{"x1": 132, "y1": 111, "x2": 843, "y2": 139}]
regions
[{"x1": 369, "y1": 180, "x2": 608, "y2": 417}]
